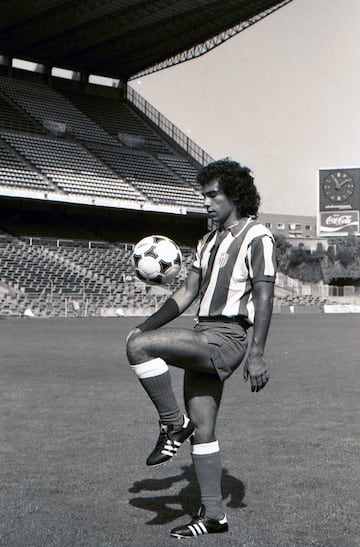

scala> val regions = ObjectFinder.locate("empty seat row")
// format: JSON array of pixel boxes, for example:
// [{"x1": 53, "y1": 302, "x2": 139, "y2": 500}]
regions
[
  {"x1": 0, "y1": 76, "x2": 116, "y2": 145},
  {"x1": 0, "y1": 137, "x2": 53, "y2": 190},
  {"x1": 0, "y1": 131, "x2": 144, "y2": 202},
  {"x1": 64, "y1": 91, "x2": 171, "y2": 154},
  {"x1": 87, "y1": 144, "x2": 204, "y2": 210}
]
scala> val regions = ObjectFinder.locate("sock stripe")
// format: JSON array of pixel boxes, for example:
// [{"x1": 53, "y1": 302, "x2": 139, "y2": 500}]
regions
[
  {"x1": 192, "y1": 440, "x2": 220, "y2": 455},
  {"x1": 130, "y1": 357, "x2": 168, "y2": 379}
]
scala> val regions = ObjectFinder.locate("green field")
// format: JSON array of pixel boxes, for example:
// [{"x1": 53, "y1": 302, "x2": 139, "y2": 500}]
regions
[{"x1": 0, "y1": 315, "x2": 359, "y2": 547}]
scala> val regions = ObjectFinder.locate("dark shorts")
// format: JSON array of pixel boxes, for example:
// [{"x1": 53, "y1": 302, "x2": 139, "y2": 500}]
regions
[{"x1": 194, "y1": 320, "x2": 248, "y2": 381}]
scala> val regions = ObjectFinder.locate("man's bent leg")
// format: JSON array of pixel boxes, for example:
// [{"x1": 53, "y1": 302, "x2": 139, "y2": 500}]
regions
[
  {"x1": 127, "y1": 328, "x2": 215, "y2": 424},
  {"x1": 126, "y1": 328, "x2": 214, "y2": 466}
]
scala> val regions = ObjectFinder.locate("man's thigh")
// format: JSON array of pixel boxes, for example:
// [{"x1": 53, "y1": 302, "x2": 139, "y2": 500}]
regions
[{"x1": 127, "y1": 327, "x2": 216, "y2": 374}]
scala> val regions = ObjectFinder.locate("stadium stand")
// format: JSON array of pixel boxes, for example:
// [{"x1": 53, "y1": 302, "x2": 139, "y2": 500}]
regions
[
  {"x1": 273, "y1": 294, "x2": 337, "y2": 314},
  {"x1": 86, "y1": 143, "x2": 204, "y2": 211},
  {"x1": 0, "y1": 72, "x2": 205, "y2": 318},
  {"x1": 0, "y1": 74, "x2": 204, "y2": 213},
  {"x1": 0, "y1": 236, "x2": 194, "y2": 318},
  {"x1": 0, "y1": 130, "x2": 144, "y2": 202}
]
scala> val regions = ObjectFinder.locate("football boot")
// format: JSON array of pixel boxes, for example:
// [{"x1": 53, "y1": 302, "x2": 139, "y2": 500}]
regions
[
  {"x1": 170, "y1": 505, "x2": 228, "y2": 538},
  {"x1": 146, "y1": 415, "x2": 194, "y2": 467}
]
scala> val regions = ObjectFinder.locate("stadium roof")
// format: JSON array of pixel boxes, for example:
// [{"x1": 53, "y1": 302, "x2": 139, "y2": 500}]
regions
[{"x1": 0, "y1": 0, "x2": 292, "y2": 82}]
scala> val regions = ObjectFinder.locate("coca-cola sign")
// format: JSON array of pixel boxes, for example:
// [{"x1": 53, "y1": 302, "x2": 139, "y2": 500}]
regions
[
  {"x1": 320, "y1": 211, "x2": 359, "y2": 234},
  {"x1": 326, "y1": 214, "x2": 354, "y2": 225}
]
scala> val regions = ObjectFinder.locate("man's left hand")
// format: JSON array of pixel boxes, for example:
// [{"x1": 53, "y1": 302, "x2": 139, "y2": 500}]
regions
[{"x1": 243, "y1": 355, "x2": 269, "y2": 393}]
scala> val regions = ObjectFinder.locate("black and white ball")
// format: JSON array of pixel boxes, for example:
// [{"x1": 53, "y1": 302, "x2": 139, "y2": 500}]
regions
[{"x1": 132, "y1": 235, "x2": 182, "y2": 285}]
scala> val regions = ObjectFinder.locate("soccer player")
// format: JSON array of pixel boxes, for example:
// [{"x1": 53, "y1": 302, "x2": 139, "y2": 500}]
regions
[{"x1": 126, "y1": 159, "x2": 276, "y2": 538}]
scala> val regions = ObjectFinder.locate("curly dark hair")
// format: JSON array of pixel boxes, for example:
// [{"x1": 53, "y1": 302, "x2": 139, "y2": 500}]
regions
[{"x1": 197, "y1": 159, "x2": 260, "y2": 218}]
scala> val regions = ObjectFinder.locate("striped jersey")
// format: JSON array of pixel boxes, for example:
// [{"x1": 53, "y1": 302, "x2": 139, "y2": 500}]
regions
[{"x1": 192, "y1": 217, "x2": 276, "y2": 325}]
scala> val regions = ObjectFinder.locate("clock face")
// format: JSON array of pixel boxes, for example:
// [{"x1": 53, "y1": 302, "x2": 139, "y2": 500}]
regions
[{"x1": 323, "y1": 171, "x2": 355, "y2": 203}]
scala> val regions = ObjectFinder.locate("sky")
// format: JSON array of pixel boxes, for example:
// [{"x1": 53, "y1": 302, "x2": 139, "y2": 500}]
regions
[{"x1": 129, "y1": 0, "x2": 360, "y2": 217}]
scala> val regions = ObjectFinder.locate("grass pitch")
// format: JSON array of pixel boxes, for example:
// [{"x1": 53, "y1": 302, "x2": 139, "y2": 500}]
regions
[{"x1": 0, "y1": 314, "x2": 359, "y2": 546}]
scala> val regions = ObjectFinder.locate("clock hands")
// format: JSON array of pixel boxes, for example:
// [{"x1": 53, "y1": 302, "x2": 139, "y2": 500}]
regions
[
  {"x1": 335, "y1": 178, "x2": 352, "y2": 190},
  {"x1": 329, "y1": 173, "x2": 353, "y2": 190}
]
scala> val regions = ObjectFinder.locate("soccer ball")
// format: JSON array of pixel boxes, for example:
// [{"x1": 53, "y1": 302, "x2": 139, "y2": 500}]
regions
[{"x1": 132, "y1": 235, "x2": 182, "y2": 285}]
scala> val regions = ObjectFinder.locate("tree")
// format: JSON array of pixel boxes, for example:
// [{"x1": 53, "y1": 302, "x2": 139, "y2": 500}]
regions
[
  {"x1": 322, "y1": 235, "x2": 360, "y2": 285},
  {"x1": 274, "y1": 234, "x2": 292, "y2": 274},
  {"x1": 326, "y1": 244, "x2": 336, "y2": 264},
  {"x1": 287, "y1": 244, "x2": 323, "y2": 283},
  {"x1": 335, "y1": 235, "x2": 359, "y2": 267}
]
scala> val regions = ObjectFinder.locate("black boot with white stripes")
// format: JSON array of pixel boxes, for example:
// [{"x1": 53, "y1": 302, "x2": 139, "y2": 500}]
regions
[
  {"x1": 146, "y1": 416, "x2": 194, "y2": 467},
  {"x1": 170, "y1": 505, "x2": 228, "y2": 538}
]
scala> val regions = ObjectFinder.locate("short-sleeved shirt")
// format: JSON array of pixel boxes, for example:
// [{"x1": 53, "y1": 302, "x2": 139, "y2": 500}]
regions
[{"x1": 192, "y1": 217, "x2": 276, "y2": 326}]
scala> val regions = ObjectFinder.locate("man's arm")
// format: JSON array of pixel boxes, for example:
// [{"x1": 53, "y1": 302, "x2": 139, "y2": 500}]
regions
[
  {"x1": 243, "y1": 280, "x2": 274, "y2": 392},
  {"x1": 126, "y1": 269, "x2": 200, "y2": 340},
  {"x1": 169, "y1": 268, "x2": 201, "y2": 315}
]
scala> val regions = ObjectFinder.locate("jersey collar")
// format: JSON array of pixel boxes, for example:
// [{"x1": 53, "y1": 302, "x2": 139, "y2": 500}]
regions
[{"x1": 226, "y1": 217, "x2": 253, "y2": 237}]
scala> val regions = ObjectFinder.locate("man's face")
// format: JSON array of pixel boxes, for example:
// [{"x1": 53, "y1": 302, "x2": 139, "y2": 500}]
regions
[{"x1": 202, "y1": 178, "x2": 236, "y2": 227}]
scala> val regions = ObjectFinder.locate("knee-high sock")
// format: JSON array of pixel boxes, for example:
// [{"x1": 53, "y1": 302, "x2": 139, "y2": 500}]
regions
[
  {"x1": 131, "y1": 358, "x2": 183, "y2": 427},
  {"x1": 191, "y1": 441, "x2": 224, "y2": 521}
]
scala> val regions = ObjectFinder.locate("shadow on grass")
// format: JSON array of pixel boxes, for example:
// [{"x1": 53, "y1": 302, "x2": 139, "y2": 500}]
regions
[{"x1": 129, "y1": 464, "x2": 246, "y2": 525}]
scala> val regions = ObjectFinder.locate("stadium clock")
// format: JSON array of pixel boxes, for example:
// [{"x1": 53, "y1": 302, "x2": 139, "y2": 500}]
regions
[{"x1": 322, "y1": 171, "x2": 355, "y2": 203}]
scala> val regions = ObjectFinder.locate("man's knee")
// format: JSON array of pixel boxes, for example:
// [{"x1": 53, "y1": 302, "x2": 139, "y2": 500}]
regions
[
  {"x1": 189, "y1": 416, "x2": 217, "y2": 444},
  {"x1": 192, "y1": 427, "x2": 216, "y2": 445},
  {"x1": 186, "y1": 394, "x2": 219, "y2": 444},
  {"x1": 126, "y1": 331, "x2": 147, "y2": 363}
]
